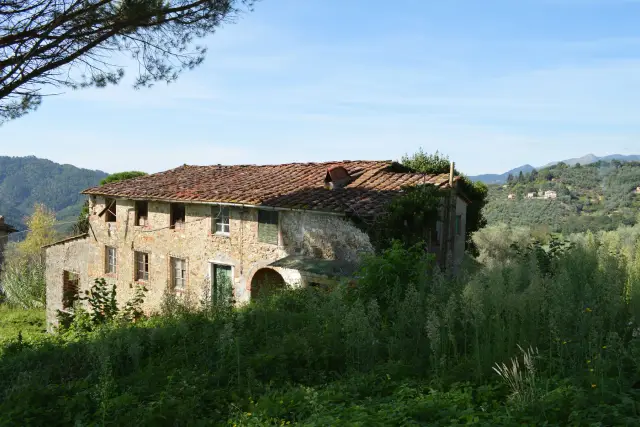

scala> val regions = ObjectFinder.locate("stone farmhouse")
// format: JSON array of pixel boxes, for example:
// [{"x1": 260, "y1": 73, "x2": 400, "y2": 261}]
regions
[
  {"x1": 0, "y1": 215, "x2": 17, "y2": 272},
  {"x1": 44, "y1": 161, "x2": 468, "y2": 329}
]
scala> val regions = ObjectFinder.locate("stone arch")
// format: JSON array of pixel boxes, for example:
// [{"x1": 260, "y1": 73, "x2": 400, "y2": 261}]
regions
[{"x1": 250, "y1": 267, "x2": 286, "y2": 300}]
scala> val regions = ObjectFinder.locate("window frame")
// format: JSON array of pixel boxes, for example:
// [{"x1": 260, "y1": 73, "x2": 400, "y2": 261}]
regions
[
  {"x1": 257, "y1": 209, "x2": 279, "y2": 245},
  {"x1": 455, "y1": 215, "x2": 462, "y2": 236},
  {"x1": 134, "y1": 251, "x2": 149, "y2": 282},
  {"x1": 170, "y1": 203, "x2": 186, "y2": 230},
  {"x1": 171, "y1": 257, "x2": 187, "y2": 291},
  {"x1": 104, "y1": 198, "x2": 116, "y2": 223},
  {"x1": 213, "y1": 206, "x2": 230, "y2": 235},
  {"x1": 135, "y1": 201, "x2": 148, "y2": 226},
  {"x1": 105, "y1": 246, "x2": 117, "y2": 274},
  {"x1": 62, "y1": 270, "x2": 79, "y2": 310}
]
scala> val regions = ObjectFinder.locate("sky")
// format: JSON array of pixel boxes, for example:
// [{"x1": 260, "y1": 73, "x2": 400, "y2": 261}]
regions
[{"x1": 1, "y1": 0, "x2": 640, "y2": 176}]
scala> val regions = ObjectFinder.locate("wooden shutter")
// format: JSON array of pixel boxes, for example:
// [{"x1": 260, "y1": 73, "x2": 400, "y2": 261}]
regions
[{"x1": 258, "y1": 210, "x2": 278, "y2": 245}]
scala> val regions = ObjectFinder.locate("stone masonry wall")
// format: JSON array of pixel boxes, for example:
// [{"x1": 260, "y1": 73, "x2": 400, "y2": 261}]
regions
[
  {"x1": 44, "y1": 237, "x2": 93, "y2": 331},
  {"x1": 45, "y1": 197, "x2": 374, "y2": 328}
]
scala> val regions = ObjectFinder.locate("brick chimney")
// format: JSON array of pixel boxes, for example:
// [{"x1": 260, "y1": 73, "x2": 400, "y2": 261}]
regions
[{"x1": 324, "y1": 166, "x2": 353, "y2": 189}]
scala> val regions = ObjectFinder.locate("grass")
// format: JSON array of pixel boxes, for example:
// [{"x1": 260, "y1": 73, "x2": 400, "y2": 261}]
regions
[
  {"x1": 1, "y1": 233, "x2": 640, "y2": 426},
  {"x1": 0, "y1": 305, "x2": 46, "y2": 345}
]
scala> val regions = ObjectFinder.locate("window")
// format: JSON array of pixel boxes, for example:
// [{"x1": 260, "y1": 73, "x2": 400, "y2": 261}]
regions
[
  {"x1": 171, "y1": 257, "x2": 187, "y2": 290},
  {"x1": 455, "y1": 215, "x2": 462, "y2": 236},
  {"x1": 105, "y1": 246, "x2": 117, "y2": 274},
  {"x1": 214, "y1": 206, "x2": 230, "y2": 235},
  {"x1": 135, "y1": 201, "x2": 148, "y2": 226},
  {"x1": 62, "y1": 270, "x2": 79, "y2": 310},
  {"x1": 211, "y1": 263, "x2": 233, "y2": 305},
  {"x1": 170, "y1": 203, "x2": 185, "y2": 229},
  {"x1": 104, "y1": 198, "x2": 116, "y2": 223},
  {"x1": 258, "y1": 210, "x2": 279, "y2": 245},
  {"x1": 135, "y1": 251, "x2": 149, "y2": 281}
]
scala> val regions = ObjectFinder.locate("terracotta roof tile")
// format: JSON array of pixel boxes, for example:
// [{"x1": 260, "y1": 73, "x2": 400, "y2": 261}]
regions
[{"x1": 82, "y1": 161, "x2": 459, "y2": 217}]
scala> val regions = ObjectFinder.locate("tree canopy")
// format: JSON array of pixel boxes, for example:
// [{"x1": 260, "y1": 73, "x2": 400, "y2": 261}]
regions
[
  {"x1": 100, "y1": 171, "x2": 147, "y2": 185},
  {"x1": 0, "y1": 0, "x2": 255, "y2": 122},
  {"x1": 400, "y1": 149, "x2": 488, "y2": 253}
]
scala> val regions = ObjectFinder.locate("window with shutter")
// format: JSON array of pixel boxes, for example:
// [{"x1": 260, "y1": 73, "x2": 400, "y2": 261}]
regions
[
  {"x1": 258, "y1": 210, "x2": 279, "y2": 245},
  {"x1": 105, "y1": 246, "x2": 117, "y2": 274},
  {"x1": 135, "y1": 251, "x2": 149, "y2": 281},
  {"x1": 171, "y1": 257, "x2": 187, "y2": 290}
]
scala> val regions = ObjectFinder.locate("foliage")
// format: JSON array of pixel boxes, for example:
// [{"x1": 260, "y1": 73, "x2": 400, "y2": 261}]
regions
[
  {"x1": 1, "y1": 228, "x2": 640, "y2": 424},
  {"x1": 0, "y1": 156, "x2": 107, "y2": 230},
  {"x1": 71, "y1": 200, "x2": 90, "y2": 235},
  {"x1": 0, "y1": 204, "x2": 59, "y2": 308},
  {"x1": 99, "y1": 171, "x2": 148, "y2": 186},
  {"x1": 0, "y1": 0, "x2": 256, "y2": 122},
  {"x1": 399, "y1": 149, "x2": 488, "y2": 251},
  {"x1": 485, "y1": 160, "x2": 640, "y2": 233},
  {"x1": 369, "y1": 184, "x2": 443, "y2": 252},
  {"x1": 0, "y1": 306, "x2": 45, "y2": 346},
  {"x1": 56, "y1": 278, "x2": 148, "y2": 333}
]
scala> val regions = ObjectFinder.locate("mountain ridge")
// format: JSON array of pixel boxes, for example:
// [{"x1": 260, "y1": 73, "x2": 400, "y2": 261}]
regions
[
  {"x1": 471, "y1": 154, "x2": 640, "y2": 184},
  {"x1": 0, "y1": 155, "x2": 108, "y2": 230}
]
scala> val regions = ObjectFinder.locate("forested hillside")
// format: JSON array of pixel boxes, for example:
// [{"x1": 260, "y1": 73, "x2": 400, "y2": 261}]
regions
[
  {"x1": 0, "y1": 156, "x2": 107, "y2": 230},
  {"x1": 484, "y1": 160, "x2": 640, "y2": 233}
]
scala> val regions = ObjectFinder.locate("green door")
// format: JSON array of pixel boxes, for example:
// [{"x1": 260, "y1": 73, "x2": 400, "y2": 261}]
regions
[{"x1": 212, "y1": 264, "x2": 233, "y2": 306}]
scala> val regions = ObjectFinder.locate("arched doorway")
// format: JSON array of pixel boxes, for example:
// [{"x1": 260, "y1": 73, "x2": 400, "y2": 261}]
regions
[{"x1": 250, "y1": 268, "x2": 286, "y2": 300}]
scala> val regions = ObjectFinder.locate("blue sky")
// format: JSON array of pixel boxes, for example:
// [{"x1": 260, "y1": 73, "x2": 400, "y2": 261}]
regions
[{"x1": 2, "y1": 0, "x2": 640, "y2": 175}]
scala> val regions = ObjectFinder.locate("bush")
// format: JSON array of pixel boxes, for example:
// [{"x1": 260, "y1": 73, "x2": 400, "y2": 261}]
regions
[{"x1": 1, "y1": 229, "x2": 640, "y2": 425}]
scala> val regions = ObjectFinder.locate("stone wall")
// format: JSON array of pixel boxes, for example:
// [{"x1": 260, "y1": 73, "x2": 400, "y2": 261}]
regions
[
  {"x1": 44, "y1": 236, "x2": 93, "y2": 331},
  {"x1": 45, "y1": 197, "x2": 374, "y2": 327}
]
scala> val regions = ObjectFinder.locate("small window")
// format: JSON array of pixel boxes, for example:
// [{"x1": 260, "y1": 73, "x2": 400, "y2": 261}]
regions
[
  {"x1": 455, "y1": 215, "x2": 462, "y2": 236},
  {"x1": 170, "y1": 203, "x2": 185, "y2": 229},
  {"x1": 171, "y1": 257, "x2": 187, "y2": 290},
  {"x1": 135, "y1": 201, "x2": 148, "y2": 226},
  {"x1": 62, "y1": 270, "x2": 79, "y2": 310},
  {"x1": 104, "y1": 198, "x2": 116, "y2": 223},
  {"x1": 258, "y1": 210, "x2": 279, "y2": 245},
  {"x1": 105, "y1": 246, "x2": 117, "y2": 274},
  {"x1": 214, "y1": 206, "x2": 230, "y2": 235},
  {"x1": 135, "y1": 251, "x2": 149, "y2": 281}
]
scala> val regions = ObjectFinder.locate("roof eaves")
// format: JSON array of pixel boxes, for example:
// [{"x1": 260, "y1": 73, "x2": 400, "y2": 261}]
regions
[{"x1": 42, "y1": 233, "x2": 89, "y2": 249}]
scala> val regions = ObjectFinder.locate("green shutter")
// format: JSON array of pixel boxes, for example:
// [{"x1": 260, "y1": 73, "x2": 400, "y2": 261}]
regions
[{"x1": 258, "y1": 210, "x2": 279, "y2": 244}]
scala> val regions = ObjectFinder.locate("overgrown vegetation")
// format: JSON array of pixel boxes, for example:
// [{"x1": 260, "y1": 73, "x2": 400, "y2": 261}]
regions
[
  {"x1": 0, "y1": 204, "x2": 59, "y2": 308},
  {"x1": 485, "y1": 160, "x2": 640, "y2": 233},
  {"x1": 1, "y1": 226, "x2": 639, "y2": 425},
  {"x1": 401, "y1": 149, "x2": 488, "y2": 253}
]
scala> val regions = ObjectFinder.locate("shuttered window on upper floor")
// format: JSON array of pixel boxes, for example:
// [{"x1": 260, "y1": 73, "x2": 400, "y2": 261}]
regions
[{"x1": 258, "y1": 210, "x2": 279, "y2": 245}]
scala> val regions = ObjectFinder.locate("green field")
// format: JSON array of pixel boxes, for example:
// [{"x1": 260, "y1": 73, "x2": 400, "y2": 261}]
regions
[{"x1": 0, "y1": 306, "x2": 46, "y2": 345}]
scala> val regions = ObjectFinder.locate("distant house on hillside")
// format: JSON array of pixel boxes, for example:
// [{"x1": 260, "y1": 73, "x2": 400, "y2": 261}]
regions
[
  {"x1": 507, "y1": 193, "x2": 515, "y2": 200},
  {"x1": 0, "y1": 216, "x2": 17, "y2": 272},
  {"x1": 543, "y1": 190, "x2": 558, "y2": 200},
  {"x1": 43, "y1": 160, "x2": 470, "y2": 330},
  {"x1": 634, "y1": 186, "x2": 640, "y2": 195},
  {"x1": 526, "y1": 192, "x2": 536, "y2": 199}
]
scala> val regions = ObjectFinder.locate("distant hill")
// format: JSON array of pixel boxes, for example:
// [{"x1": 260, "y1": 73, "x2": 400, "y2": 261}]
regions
[
  {"x1": 0, "y1": 156, "x2": 108, "y2": 230},
  {"x1": 471, "y1": 153, "x2": 640, "y2": 184},
  {"x1": 483, "y1": 160, "x2": 640, "y2": 234},
  {"x1": 470, "y1": 164, "x2": 535, "y2": 185},
  {"x1": 541, "y1": 153, "x2": 640, "y2": 168}
]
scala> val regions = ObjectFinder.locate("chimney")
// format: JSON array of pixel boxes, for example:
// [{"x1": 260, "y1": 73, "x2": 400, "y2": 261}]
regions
[
  {"x1": 324, "y1": 166, "x2": 353, "y2": 189},
  {"x1": 0, "y1": 216, "x2": 4, "y2": 226}
]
